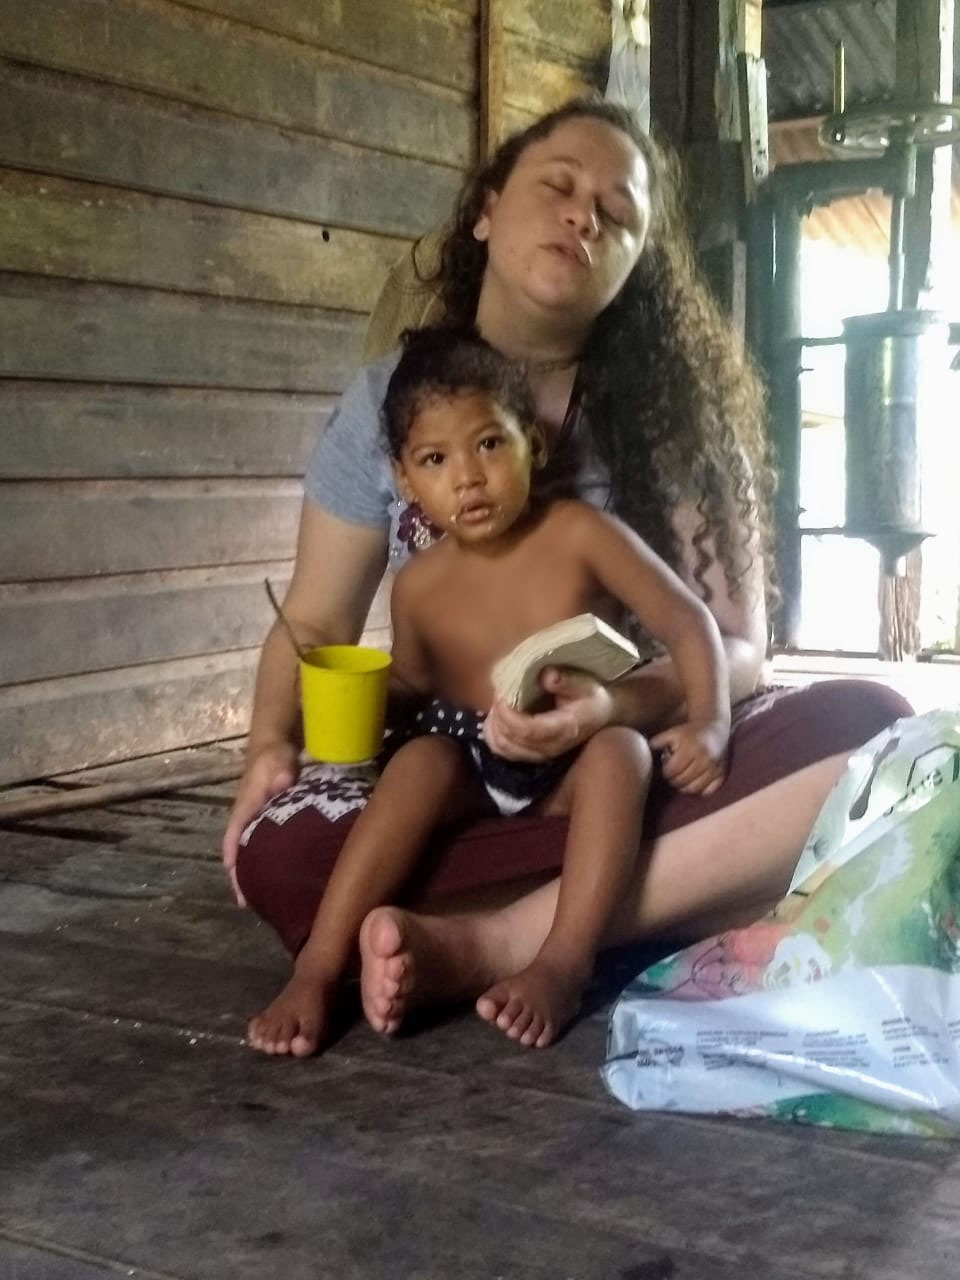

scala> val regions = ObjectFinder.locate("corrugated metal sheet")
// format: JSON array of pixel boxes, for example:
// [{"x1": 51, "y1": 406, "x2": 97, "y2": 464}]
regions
[
  {"x1": 763, "y1": 0, "x2": 960, "y2": 120},
  {"x1": 763, "y1": 0, "x2": 960, "y2": 253},
  {"x1": 763, "y1": 0, "x2": 898, "y2": 119}
]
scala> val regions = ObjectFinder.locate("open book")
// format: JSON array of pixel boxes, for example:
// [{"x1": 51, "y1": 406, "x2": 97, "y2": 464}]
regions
[{"x1": 491, "y1": 613, "x2": 640, "y2": 712}]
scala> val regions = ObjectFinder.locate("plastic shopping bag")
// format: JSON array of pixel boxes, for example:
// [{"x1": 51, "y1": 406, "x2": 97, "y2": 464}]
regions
[{"x1": 603, "y1": 707, "x2": 960, "y2": 1136}]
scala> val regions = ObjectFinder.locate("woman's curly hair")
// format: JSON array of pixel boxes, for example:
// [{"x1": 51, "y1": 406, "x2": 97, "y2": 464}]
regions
[{"x1": 419, "y1": 97, "x2": 777, "y2": 608}]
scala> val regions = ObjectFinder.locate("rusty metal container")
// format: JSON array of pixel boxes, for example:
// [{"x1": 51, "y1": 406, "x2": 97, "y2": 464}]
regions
[{"x1": 843, "y1": 309, "x2": 949, "y2": 574}]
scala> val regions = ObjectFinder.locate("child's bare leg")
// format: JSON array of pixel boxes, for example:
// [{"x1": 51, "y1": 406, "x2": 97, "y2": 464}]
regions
[
  {"x1": 478, "y1": 726, "x2": 652, "y2": 1048},
  {"x1": 359, "y1": 873, "x2": 554, "y2": 1035},
  {"x1": 358, "y1": 754, "x2": 848, "y2": 1031},
  {"x1": 247, "y1": 735, "x2": 485, "y2": 1057}
]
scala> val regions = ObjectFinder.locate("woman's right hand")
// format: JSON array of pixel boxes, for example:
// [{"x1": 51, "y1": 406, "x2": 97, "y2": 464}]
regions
[{"x1": 221, "y1": 741, "x2": 301, "y2": 906}]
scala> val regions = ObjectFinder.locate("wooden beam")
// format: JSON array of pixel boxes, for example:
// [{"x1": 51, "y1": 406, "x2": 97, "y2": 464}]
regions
[
  {"x1": 763, "y1": 0, "x2": 866, "y2": 11},
  {"x1": 650, "y1": 1, "x2": 756, "y2": 320},
  {"x1": 0, "y1": 763, "x2": 244, "y2": 823},
  {"x1": 479, "y1": 0, "x2": 505, "y2": 162},
  {"x1": 896, "y1": 0, "x2": 955, "y2": 309},
  {"x1": 885, "y1": 0, "x2": 955, "y2": 659},
  {"x1": 649, "y1": 0, "x2": 690, "y2": 149}
]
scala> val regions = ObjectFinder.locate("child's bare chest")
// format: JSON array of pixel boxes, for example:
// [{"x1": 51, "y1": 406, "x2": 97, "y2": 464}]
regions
[{"x1": 414, "y1": 534, "x2": 614, "y2": 706}]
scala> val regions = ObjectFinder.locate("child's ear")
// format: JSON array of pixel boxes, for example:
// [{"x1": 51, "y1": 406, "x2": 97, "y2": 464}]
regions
[
  {"x1": 391, "y1": 458, "x2": 416, "y2": 504},
  {"x1": 528, "y1": 424, "x2": 548, "y2": 470}
]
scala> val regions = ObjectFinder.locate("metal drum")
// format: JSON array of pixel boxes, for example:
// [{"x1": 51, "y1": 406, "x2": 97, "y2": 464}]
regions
[{"x1": 843, "y1": 309, "x2": 949, "y2": 574}]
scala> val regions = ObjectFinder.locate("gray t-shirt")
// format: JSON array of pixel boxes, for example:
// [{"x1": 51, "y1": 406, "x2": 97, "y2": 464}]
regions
[{"x1": 304, "y1": 350, "x2": 612, "y2": 570}]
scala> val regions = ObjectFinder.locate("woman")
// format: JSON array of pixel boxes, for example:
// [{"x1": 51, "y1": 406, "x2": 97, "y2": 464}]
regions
[{"x1": 224, "y1": 99, "x2": 911, "y2": 1056}]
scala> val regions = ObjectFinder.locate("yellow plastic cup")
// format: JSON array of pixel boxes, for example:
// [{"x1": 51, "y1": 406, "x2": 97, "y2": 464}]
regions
[{"x1": 299, "y1": 645, "x2": 392, "y2": 764}]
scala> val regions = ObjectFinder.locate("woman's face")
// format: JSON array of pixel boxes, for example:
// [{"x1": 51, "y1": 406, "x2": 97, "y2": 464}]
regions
[{"x1": 474, "y1": 117, "x2": 651, "y2": 330}]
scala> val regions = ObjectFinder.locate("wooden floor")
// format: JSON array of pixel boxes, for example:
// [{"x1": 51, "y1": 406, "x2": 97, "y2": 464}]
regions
[{"x1": 1, "y1": 746, "x2": 959, "y2": 1280}]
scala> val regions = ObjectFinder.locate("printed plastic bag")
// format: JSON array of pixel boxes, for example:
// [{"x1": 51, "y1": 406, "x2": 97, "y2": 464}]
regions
[{"x1": 603, "y1": 707, "x2": 960, "y2": 1136}]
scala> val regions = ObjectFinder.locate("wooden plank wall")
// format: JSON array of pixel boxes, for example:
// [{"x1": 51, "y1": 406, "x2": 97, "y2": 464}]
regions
[{"x1": 0, "y1": 0, "x2": 609, "y2": 785}]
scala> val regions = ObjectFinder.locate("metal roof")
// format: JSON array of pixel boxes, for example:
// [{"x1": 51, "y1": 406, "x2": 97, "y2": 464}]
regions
[
  {"x1": 762, "y1": 0, "x2": 960, "y2": 252},
  {"x1": 762, "y1": 0, "x2": 960, "y2": 119}
]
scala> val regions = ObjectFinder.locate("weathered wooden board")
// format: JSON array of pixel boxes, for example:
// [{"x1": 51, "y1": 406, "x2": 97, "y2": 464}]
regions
[
  {"x1": 0, "y1": 64, "x2": 463, "y2": 238},
  {"x1": 0, "y1": 833, "x2": 227, "y2": 904},
  {"x1": 0, "y1": 382, "x2": 328, "y2": 480},
  {"x1": 0, "y1": 868, "x2": 272, "y2": 964},
  {"x1": 51, "y1": 743, "x2": 245, "y2": 788},
  {"x1": 0, "y1": 1239, "x2": 125, "y2": 1280},
  {"x1": 480, "y1": 1, "x2": 506, "y2": 160},
  {"x1": 0, "y1": 651, "x2": 258, "y2": 785},
  {"x1": 0, "y1": 564, "x2": 292, "y2": 684},
  {"x1": 5, "y1": 807, "x2": 234, "y2": 864},
  {"x1": 0, "y1": 479, "x2": 301, "y2": 582},
  {"x1": 2, "y1": 951, "x2": 959, "y2": 1280},
  {"x1": 0, "y1": 0, "x2": 472, "y2": 167},
  {"x1": 503, "y1": 37, "x2": 599, "y2": 115},
  {"x1": 0, "y1": 276, "x2": 366, "y2": 391},
  {"x1": 0, "y1": 170, "x2": 408, "y2": 310},
  {"x1": 173, "y1": 0, "x2": 476, "y2": 92},
  {"x1": 502, "y1": 105, "x2": 543, "y2": 139},
  {"x1": 508, "y1": 0, "x2": 610, "y2": 62}
]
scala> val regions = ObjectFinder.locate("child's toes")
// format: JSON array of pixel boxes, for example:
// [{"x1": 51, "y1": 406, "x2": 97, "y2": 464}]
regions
[
  {"x1": 290, "y1": 1026, "x2": 318, "y2": 1057},
  {"x1": 520, "y1": 1015, "x2": 545, "y2": 1047},
  {"x1": 495, "y1": 995, "x2": 525, "y2": 1031},
  {"x1": 534, "y1": 1020, "x2": 556, "y2": 1049},
  {"x1": 506, "y1": 1007, "x2": 535, "y2": 1041}
]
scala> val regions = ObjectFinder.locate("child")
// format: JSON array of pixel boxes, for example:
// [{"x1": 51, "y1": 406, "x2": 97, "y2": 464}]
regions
[{"x1": 247, "y1": 327, "x2": 730, "y2": 1057}]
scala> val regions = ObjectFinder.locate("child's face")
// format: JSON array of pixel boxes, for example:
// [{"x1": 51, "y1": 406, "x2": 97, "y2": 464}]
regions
[{"x1": 392, "y1": 390, "x2": 542, "y2": 545}]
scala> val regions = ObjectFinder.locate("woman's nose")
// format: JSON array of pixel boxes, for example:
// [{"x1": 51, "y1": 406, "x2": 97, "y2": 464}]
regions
[{"x1": 564, "y1": 199, "x2": 599, "y2": 239}]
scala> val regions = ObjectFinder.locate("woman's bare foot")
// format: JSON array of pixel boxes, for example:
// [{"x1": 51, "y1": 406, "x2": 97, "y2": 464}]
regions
[
  {"x1": 247, "y1": 971, "x2": 335, "y2": 1057},
  {"x1": 359, "y1": 904, "x2": 514, "y2": 1035},
  {"x1": 476, "y1": 955, "x2": 589, "y2": 1048}
]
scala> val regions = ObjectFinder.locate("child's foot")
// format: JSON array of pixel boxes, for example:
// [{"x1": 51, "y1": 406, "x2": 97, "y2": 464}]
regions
[
  {"x1": 358, "y1": 907, "x2": 423, "y2": 1034},
  {"x1": 359, "y1": 905, "x2": 508, "y2": 1035},
  {"x1": 476, "y1": 957, "x2": 588, "y2": 1048},
  {"x1": 247, "y1": 971, "x2": 335, "y2": 1057}
]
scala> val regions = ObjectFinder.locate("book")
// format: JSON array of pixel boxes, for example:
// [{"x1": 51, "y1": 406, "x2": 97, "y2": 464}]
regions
[{"x1": 491, "y1": 613, "x2": 640, "y2": 712}]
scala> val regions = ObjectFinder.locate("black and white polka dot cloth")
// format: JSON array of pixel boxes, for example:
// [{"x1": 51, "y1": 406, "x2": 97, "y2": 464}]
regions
[{"x1": 410, "y1": 697, "x2": 576, "y2": 815}]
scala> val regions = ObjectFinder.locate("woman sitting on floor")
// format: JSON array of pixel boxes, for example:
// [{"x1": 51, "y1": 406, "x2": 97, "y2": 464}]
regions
[{"x1": 222, "y1": 98, "x2": 912, "y2": 1057}]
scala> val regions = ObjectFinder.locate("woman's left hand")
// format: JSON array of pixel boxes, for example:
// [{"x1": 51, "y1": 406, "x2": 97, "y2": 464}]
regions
[{"x1": 482, "y1": 667, "x2": 614, "y2": 762}]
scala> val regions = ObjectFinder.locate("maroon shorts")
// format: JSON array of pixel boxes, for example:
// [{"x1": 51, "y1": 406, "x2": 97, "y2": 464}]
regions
[{"x1": 236, "y1": 680, "x2": 914, "y2": 955}]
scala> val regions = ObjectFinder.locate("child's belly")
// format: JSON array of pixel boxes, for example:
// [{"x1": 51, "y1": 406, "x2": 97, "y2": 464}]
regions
[{"x1": 426, "y1": 587, "x2": 624, "y2": 714}]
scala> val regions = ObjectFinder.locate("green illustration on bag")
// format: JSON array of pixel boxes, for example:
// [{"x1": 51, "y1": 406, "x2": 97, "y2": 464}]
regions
[{"x1": 604, "y1": 708, "x2": 960, "y2": 1136}]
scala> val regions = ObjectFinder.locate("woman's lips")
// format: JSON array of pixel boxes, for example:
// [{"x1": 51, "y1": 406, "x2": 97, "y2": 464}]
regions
[{"x1": 544, "y1": 241, "x2": 589, "y2": 267}]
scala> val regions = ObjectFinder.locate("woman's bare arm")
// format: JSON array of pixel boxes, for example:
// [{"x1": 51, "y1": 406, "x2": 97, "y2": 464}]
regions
[{"x1": 223, "y1": 499, "x2": 388, "y2": 888}]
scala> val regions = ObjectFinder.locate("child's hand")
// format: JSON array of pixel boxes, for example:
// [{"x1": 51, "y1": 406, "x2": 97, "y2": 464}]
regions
[{"x1": 649, "y1": 718, "x2": 729, "y2": 796}]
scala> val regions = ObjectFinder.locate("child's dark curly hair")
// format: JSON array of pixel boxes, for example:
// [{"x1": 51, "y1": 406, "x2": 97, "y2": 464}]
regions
[
  {"x1": 383, "y1": 326, "x2": 537, "y2": 459},
  {"x1": 417, "y1": 97, "x2": 777, "y2": 608}
]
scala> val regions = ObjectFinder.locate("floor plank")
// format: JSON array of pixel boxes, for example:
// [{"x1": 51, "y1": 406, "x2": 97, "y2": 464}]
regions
[{"x1": 1, "y1": 789, "x2": 959, "y2": 1279}]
